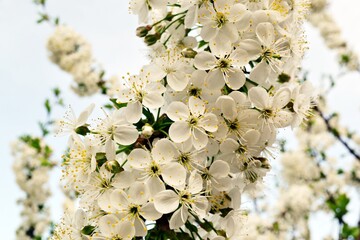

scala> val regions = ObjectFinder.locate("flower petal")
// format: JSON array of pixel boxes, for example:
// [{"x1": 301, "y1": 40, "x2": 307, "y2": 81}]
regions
[
  {"x1": 141, "y1": 202, "x2": 162, "y2": 221},
  {"x1": 125, "y1": 101, "x2": 142, "y2": 123},
  {"x1": 189, "y1": 96, "x2": 205, "y2": 117},
  {"x1": 209, "y1": 160, "x2": 230, "y2": 179},
  {"x1": 248, "y1": 86, "x2": 269, "y2": 109},
  {"x1": 225, "y1": 69, "x2": 246, "y2": 90},
  {"x1": 194, "y1": 51, "x2": 217, "y2": 70},
  {"x1": 162, "y1": 162, "x2": 187, "y2": 187},
  {"x1": 192, "y1": 127, "x2": 208, "y2": 150},
  {"x1": 167, "y1": 102, "x2": 190, "y2": 121},
  {"x1": 127, "y1": 148, "x2": 151, "y2": 169},
  {"x1": 154, "y1": 190, "x2": 180, "y2": 214},
  {"x1": 169, "y1": 122, "x2": 191, "y2": 143}
]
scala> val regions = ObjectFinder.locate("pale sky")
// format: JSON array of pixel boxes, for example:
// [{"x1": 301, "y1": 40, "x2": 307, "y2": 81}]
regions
[{"x1": 1, "y1": 0, "x2": 360, "y2": 239}]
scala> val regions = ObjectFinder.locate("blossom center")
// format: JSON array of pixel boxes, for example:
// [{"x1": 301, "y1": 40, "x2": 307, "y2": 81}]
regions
[
  {"x1": 261, "y1": 108, "x2": 274, "y2": 119},
  {"x1": 215, "y1": 12, "x2": 228, "y2": 28},
  {"x1": 188, "y1": 86, "x2": 202, "y2": 98},
  {"x1": 188, "y1": 117, "x2": 199, "y2": 126},
  {"x1": 217, "y1": 58, "x2": 231, "y2": 70}
]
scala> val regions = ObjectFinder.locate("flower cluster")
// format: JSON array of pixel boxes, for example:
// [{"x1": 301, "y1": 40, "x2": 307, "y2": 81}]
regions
[
  {"x1": 47, "y1": 26, "x2": 104, "y2": 96},
  {"x1": 51, "y1": 0, "x2": 314, "y2": 239},
  {"x1": 308, "y1": 0, "x2": 360, "y2": 71},
  {"x1": 12, "y1": 135, "x2": 55, "y2": 240},
  {"x1": 241, "y1": 102, "x2": 360, "y2": 239}
]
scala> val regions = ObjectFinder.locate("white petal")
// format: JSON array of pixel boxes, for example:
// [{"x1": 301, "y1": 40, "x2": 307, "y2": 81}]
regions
[
  {"x1": 256, "y1": 22, "x2": 275, "y2": 47},
  {"x1": 220, "y1": 138, "x2": 238, "y2": 154},
  {"x1": 200, "y1": 25, "x2": 219, "y2": 41},
  {"x1": 273, "y1": 110, "x2": 293, "y2": 128},
  {"x1": 74, "y1": 209, "x2": 87, "y2": 229},
  {"x1": 273, "y1": 88, "x2": 291, "y2": 109},
  {"x1": 219, "y1": 23, "x2": 238, "y2": 43},
  {"x1": 238, "y1": 39, "x2": 262, "y2": 60},
  {"x1": 194, "y1": 51, "x2": 217, "y2": 70},
  {"x1": 167, "y1": 71, "x2": 189, "y2": 91},
  {"x1": 192, "y1": 127, "x2": 208, "y2": 150},
  {"x1": 98, "y1": 214, "x2": 119, "y2": 237},
  {"x1": 184, "y1": 5, "x2": 198, "y2": 28},
  {"x1": 189, "y1": 96, "x2": 205, "y2": 117},
  {"x1": 112, "y1": 171, "x2": 135, "y2": 189},
  {"x1": 188, "y1": 171, "x2": 203, "y2": 194},
  {"x1": 206, "y1": 69, "x2": 226, "y2": 90},
  {"x1": 225, "y1": 69, "x2": 246, "y2": 90},
  {"x1": 169, "y1": 122, "x2": 191, "y2": 143},
  {"x1": 127, "y1": 148, "x2": 151, "y2": 169},
  {"x1": 162, "y1": 162, "x2": 187, "y2": 187},
  {"x1": 152, "y1": 139, "x2": 176, "y2": 164},
  {"x1": 167, "y1": 102, "x2": 190, "y2": 121},
  {"x1": 114, "y1": 125, "x2": 139, "y2": 145},
  {"x1": 199, "y1": 113, "x2": 218, "y2": 132},
  {"x1": 249, "y1": 60, "x2": 270, "y2": 85},
  {"x1": 128, "y1": 182, "x2": 149, "y2": 205},
  {"x1": 216, "y1": 96, "x2": 236, "y2": 120},
  {"x1": 117, "y1": 88, "x2": 134, "y2": 103},
  {"x1": 143, "y1": 93, "x2": 164, "y2": 109},
  {"x1": 169, "y1": 205, "x2": 188, "y2": 229},
  {"x1": 142, "y1": 63, "x2": 166, "y2": 81},
  {"x1": 147, "y1": 176, "x2": 165, "y2": 197},
  {"x1": 141, "y1": 202, "x2": 163, "y2": 221},
  {"x1": 116, "y1": 220, "x2": 135, "y2": 239},
  {"x1": 243, "y1": 129, "x2": 261, "y2": 146},
  {"x1": 154, "y1": 190, "x2": 180, "y2": 214},
  {"x1": 77, "y1": 103, "x2": 95, "y2": 126},
  {"x1": 125, "y1": 101, "x2": 142, "y2": 123},
  {"x1": 134, "y1": 217, "x2": 147, "y2": 237},
  {"x1": 248, "y1": 86, "x2": 269, "y2": 109},
  {"x1": 110, "y1": 189, "x2": 129, "y2": 210},
  {"x1": 209, "y1": 160, "x2": 230, "y2": 178},
  {"x1": 229, "y1": 48, "x2": 248, "y2": 67}
]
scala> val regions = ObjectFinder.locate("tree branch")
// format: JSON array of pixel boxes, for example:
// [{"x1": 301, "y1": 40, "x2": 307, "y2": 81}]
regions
[{"x1": 314, "y1": 106, "x2": 360, "y2": 161}]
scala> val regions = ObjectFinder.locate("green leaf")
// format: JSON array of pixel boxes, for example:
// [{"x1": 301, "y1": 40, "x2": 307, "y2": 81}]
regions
[
  {"x1": 103, "y1": 104, "x2": 114, "y2": 109},
  {"x1": 198, "y1": 40, "x2": 208, "y2": 48},
  {"x1": 143, "y1": 107, "x2": 155, "y2": 125},
  {"x1": 75, "y1": 125, "x2": 90, "y2": 136},
  {"x1": 54, "y1": 17, "x2": 60, "y2": 25},
  {"x1": 326, "y1": 193, "x2": 350, "y2": 220},
  {"x1": 38, "y1": 122, "x2": 49, "y2": 136},
  {"x1": 45, "y1": 99, "x2": 51, "y2": 114},
  {"x1": 341, "y1": 223, "x2": 360, "y2": 238},
  {"x1": 110, "y1": 98, "x2": 127, "y2": 109},
  {"x1": 53, "y1": 88, "x2": 61, "y2": 97},
  {"x1": 95, "y1": 152, "x2": 107, "y2": 167},
  {"x1": 219, "y1": 207, "x2": 232, "y2": 217},
  {"x1": 81, "y1": 225, "x2": 96, "y2": 235},
  {"x1": 185, "y1": 221, "x2": 198, "y2": 233}
]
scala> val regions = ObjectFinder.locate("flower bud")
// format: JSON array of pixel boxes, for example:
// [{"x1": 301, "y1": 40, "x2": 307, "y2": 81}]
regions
[
  {"x1": 144, "y1": 34, "x2": 159, "y2": 46},
  {"x1": 105, "y1": 160, "x2": 123, "y2": 174},
  {"x1": 181, "y1": 48, "x2": 198, "y2": 58},
  {"x1": 136, "y1": 25, "x2": 151, "y2": 37},
  {"x1": 142, "y1": 124, "x2": 154, "y2": 138}
]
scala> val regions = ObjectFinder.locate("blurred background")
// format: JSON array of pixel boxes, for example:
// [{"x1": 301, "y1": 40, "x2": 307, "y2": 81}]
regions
[{"x1": 1, "y1": 0, "x2": 360, "y2": 238}]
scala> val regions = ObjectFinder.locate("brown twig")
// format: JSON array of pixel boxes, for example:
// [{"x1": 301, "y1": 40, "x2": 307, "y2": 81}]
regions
[{"x1": 314, "y1": 106, "x2": 360, "y2": 161}]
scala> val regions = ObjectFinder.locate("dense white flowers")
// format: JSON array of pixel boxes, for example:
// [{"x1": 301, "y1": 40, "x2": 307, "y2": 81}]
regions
[
  {"x1": 12, "y1": 136, "x2": 55, "y2": 240},
  {"x1": 47, "y1": 26, "x2": 104, "y2": 96},
  {"x1": 308, "y1": 0, "x2": 359, "y2": 70},
  {"x1": 50, "y1": 0, "x2": 316, "y2": 238}
]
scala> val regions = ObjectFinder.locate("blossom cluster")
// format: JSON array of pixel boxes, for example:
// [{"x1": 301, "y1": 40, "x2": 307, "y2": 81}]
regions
[
  {"x1": 308, "y1": 0, "x2": 360, "y2": 71},
  {"x1": 12, "y1": 135, "x2": 55, "y2": 240},
  {"x1": 51, "y1": 0, "x2": 315, "y2": 239},
  {"x1": 242, "y1": 103, "x2": 360, "y2": 239},
  {"x1": 47, "y1": 26, "x2": 104, "y2": 96}
]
